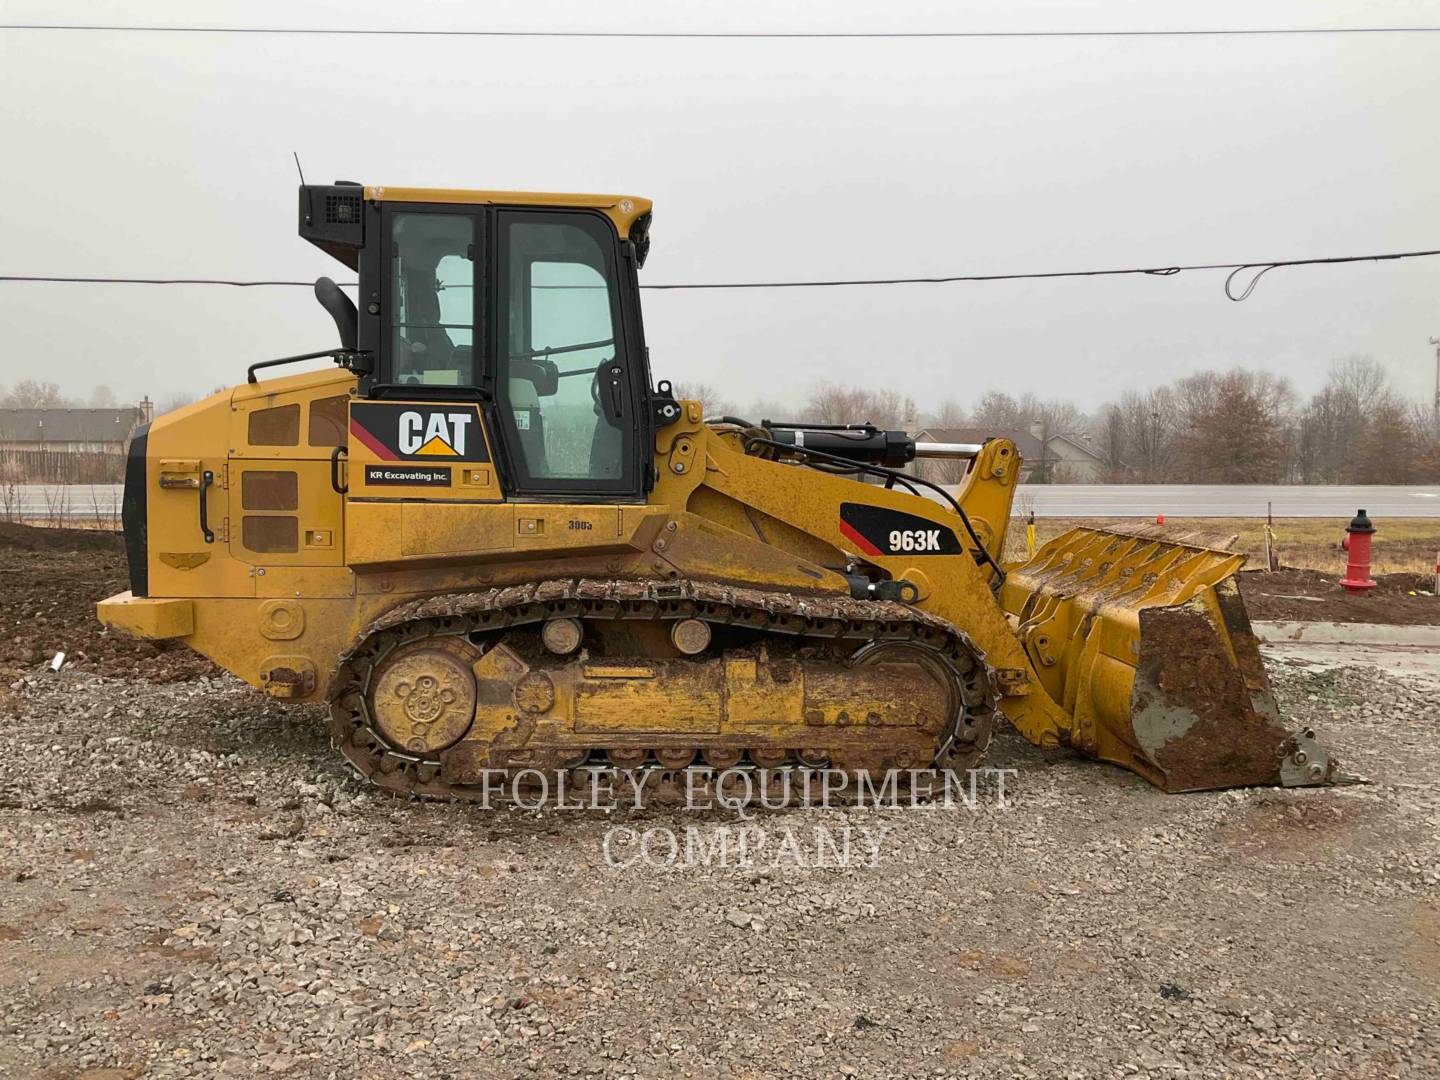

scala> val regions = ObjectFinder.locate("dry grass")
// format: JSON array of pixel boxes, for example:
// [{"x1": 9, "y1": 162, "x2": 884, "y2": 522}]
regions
[
  {"x1": 1003, "y1": 516, "x2": 1440, "y2": 576},
  {"x1": 14, "y1": 516, "x2": 121, "y2": 533}
]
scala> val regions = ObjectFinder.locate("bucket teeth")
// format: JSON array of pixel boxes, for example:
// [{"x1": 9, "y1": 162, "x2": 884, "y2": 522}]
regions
[{"x1": 1002, "y1": 526, "x2": 1342, "y2": 793}]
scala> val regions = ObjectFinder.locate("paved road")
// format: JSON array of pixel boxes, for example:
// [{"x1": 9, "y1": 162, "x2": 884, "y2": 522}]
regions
[
  {"x1": 10, "y1": 484, "x2": 123, "y2": 521},
  {"x1": 1255, "y1": 623, "x2": 1440, "y2": 683},
  {"x1": 9, "y1": 482, "x2": 1440, "y2": 521},
  {"x1": 941, "y1": 484, "x2": 1440, "y2": 518}
]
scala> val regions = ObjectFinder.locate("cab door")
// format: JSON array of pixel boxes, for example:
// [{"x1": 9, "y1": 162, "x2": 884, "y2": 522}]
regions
[{"x1": 487, "y1": 209, "x2": 645, "y2": 500}]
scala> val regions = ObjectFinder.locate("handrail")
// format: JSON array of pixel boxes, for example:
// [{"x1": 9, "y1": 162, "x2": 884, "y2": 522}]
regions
[{"x1": 247, "y1": 348, "x2": 358, "y2": 384}]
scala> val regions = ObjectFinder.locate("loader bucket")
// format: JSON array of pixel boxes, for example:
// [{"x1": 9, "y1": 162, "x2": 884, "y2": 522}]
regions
[{"x1": 1000, "y1": 524, "x2": 1340, "y2": 792}]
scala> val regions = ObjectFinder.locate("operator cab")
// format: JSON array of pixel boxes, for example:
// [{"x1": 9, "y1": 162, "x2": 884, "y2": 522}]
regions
[{"x1": 299, "y1": 183, "x2": 662, "y2": 500}]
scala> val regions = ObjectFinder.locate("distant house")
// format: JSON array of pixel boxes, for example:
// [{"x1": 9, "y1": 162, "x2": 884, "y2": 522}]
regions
[
  {"x1": 0, "y1": 404, "x2": 150, "y2": 454},
  {"x1": 912, "y1": 426, "x2": 1105, "y2": 484},
  {"x1": 0, "y1": 401, "x2": 153, "y2": 483}
]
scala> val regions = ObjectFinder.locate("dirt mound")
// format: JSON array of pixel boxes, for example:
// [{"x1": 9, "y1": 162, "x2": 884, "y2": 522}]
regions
[
  {"x1": 0, "y1": 521, "x2": 124, "y2": 553},
  {"x1": 1240, "y1": 567, "x2": 1439, "y2": 625},
  {"x1": 0, "y1": 524, "x2": 219, "y2": 683}
]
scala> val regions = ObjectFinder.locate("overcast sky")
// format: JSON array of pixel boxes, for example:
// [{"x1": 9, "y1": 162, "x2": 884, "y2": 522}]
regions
[{"x1": 2, "y1": 1, "x2": 1439, "y2": 416}]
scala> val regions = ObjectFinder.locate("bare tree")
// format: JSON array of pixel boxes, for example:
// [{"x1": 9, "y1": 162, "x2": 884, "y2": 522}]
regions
[
  {"x1": 1330, "y1": 356, "x2": 1390, "y2": 412},
  {"x1": 742, "y1": 397, "x2": 796, "y2": 425},
  {"x1": 1170, "y1": 369, "x2": 1294, "y2": 483},
  {"x1": 1115, "y1": 387, "x2": 1178, "y2": 482},
  {"x1": 803, "y1": 384, "x2": 916, "y2": 429},
  {"x1": 865, "y1": 388, "x2": 918, "y2": 430},
  {"x1": 1344, "y1": 398, "x2": 1424, "y2": 483},
  {"x1": 912, "y1": 398, "x2": 977, "y2": 484},
  {"x1": 1018, "y1": 393, "x2": 1084, "y2": 442},
  {"x1": 968, "y1": 390, "x2": 1084, "y2": 444},
  {"x1": 1414, "y1": 400, "x2": 1440, "y2": 443},
  {"x1": 42, "y1": 484, "x2": 70, "y2": 528},
  {"x1": 804, "y1": 384, "x2": 867, "y2": 425},
  {"x1": 0, "y1": 455, "x2": 20, "y2": 522},
  {"x1": 87, "y1": 484, "x2": 120, "y2": 531},
  {"x1": 3, "y1": 380, "x2": 70, "y2": 409},
  {"x1": 1093, "y1": 405, "x2": 1129, "y2": 482},
  {"x1": 938, "y1": 355, "x2": 1430, "y2": 486},
  {"x1": 1408, "y1": 401, "x2": 1440, "y2": 482},
  {"x1": 88, "y1": 384, "x2": 119, "y2": 408},
  {"x1": 922, "y1": 398, "x2": 968, "y2": 430},
  {"x1": 669, "y1": 381, "x2": 738, "y2": 419},
  {"x1": 969, "y1": 391, "x2": 1022, "y2": 430},
  {"x1": 157, "y1": 391, "x2": 199, "y2": 415},
  {"x1": 1296, "y1": 357, "x2": 1394, "y2": 483}
]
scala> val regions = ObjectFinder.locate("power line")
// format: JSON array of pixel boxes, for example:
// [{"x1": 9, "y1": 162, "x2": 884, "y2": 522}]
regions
[
  {"x1": 639, "y1": 249, "x2": 1440, "y2": 299},
  {"x1": 3, "y1": 247, "x2": 1439, "y2": 300},
  {"x1": 4, "y1": 23, "x2": 1440, "y2": 40},
  {"x1": 0, "y1": 276, "x2": 324, "y2": 287}
]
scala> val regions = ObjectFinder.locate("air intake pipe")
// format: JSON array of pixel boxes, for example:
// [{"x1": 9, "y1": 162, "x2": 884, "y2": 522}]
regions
[{"x1": 314, "y1": 276, "x2": 358, "y2": 350}]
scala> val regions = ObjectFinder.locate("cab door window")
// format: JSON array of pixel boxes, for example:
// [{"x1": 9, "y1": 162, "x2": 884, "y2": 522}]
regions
[{"x1": 495, "y1": 212, "x2": 634, "y2": 492}]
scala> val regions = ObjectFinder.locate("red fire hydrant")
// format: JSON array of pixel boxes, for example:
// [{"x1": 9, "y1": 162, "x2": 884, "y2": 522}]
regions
[{"x1": 1340, "y1": 508, "x2": 1376, "y2": 595}]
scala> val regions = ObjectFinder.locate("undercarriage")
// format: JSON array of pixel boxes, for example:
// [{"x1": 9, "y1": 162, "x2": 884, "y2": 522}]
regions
[{"x1": 328, "y1": 578, "x2": 997, "y2": 802}]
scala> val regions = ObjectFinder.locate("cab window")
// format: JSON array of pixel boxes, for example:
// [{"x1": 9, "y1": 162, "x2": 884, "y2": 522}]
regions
[{"x1": 389, "y1": 212, "x2": 476, "y2": 387}]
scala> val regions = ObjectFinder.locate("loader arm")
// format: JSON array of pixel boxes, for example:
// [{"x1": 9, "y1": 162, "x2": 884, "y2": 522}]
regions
[
  {"x1": 682, "y1": 428, "x2": 1077, "y2": 750},
  {"x1": 672, "y1": 422, "x2": 1339, "y2": 792}
]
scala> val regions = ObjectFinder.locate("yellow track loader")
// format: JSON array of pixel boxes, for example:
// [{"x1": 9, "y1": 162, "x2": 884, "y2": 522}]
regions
[{"x1": 97, "y1": 182, "x2": 1339, "y2": 798}]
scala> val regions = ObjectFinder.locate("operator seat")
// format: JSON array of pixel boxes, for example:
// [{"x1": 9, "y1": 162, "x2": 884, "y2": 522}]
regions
[{"x1": 508, "y1": 375, "x2": 548, "y2": 476}]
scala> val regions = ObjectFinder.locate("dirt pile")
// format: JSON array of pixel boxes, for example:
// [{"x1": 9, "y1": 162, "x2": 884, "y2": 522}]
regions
[
  {"x1": 1240, "y1": 567, "x2": 1439, "y2": 625},
  {"x1": 0, "y1": 522, "x2": 219, "y2": 683}
]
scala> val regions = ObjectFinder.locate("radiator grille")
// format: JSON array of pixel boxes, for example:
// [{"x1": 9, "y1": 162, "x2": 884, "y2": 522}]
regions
[
  {"x1": 242, "y1": 515, "x2": 298, "y2": 554},
  {"x1": 242, "y1": 471, "x2": 298, "y2": 511}
]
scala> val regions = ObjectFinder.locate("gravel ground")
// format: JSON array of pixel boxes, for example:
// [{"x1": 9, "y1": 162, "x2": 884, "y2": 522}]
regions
[{"x1": 1, "y1": 658, "x2": 1436, "y2": 1079}]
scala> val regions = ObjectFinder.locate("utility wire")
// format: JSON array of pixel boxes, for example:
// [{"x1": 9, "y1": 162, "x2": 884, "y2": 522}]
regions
[
  {"x1": 0, "y1": 277, "x2": 325, "y2": 287},
  {"x1": 4, "y1": 23, "x2": 1440, "y2": 40},
  {"x1": 639, "y1": 249, "x2": 1440, "y2": 299},
  {"x1": 3, "y1": 247, "x2": 1439, "y2": 301}
]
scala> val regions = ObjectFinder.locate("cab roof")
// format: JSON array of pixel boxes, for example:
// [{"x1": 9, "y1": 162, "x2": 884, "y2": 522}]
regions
[{"x1": 364, "y1": 186, "x2": 652, "y2": 236}]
